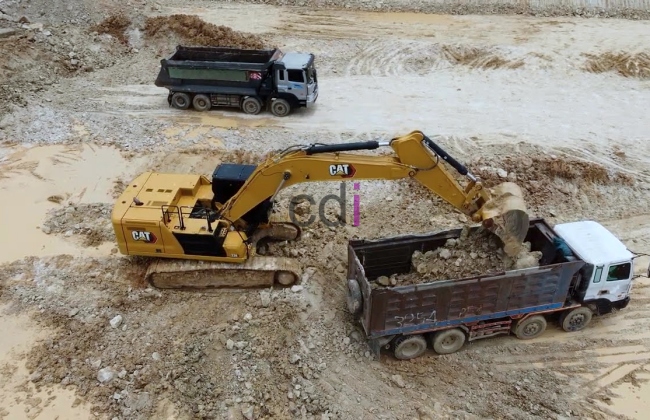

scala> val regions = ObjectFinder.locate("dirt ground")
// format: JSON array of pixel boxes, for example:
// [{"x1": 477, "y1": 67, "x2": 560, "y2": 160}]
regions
[{"x1": 1, "y1": 0, "x2": 650, "y2": 419}]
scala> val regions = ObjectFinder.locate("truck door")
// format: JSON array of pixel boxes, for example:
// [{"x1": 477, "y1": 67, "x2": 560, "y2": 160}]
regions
[
  {"x1": 275, "y1": 69, "x2": 291, "y2": 94},
  {"x1": 287, "y1": 69, "x2": 308, "y2": 102},
  {"x1": 275, "y1": 69, "x2": 307, "y2": 102},
  {"x1": 584, "y1": 261, "x2": 633, "y2": 302}
]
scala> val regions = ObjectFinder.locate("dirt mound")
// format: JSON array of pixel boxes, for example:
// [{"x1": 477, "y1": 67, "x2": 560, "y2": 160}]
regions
[
  {"x1": 143, "y1": 14, "x2": 266, "y2": 48},
  {"x1": 373, "y1": 226, "x2": 542, "y2": 288},
  {"x1": 441, "y1": 45, "x2": 525, "y2": 70},
  {"x1": 89, "y1": 13, "x2": 131, "y2": 45},
  {"x1": 41, "y1": 202, "x2": 115, "y2": 247},
  {"x1": 583, "y1": 52, "x2": 650, "y2": 79},
  {"x1": 468, "y1": 154, "x2": 635, "y2": 210}
]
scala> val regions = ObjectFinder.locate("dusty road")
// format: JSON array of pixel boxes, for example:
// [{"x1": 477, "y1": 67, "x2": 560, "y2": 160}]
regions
[{"x1": 1, "y1": 0, "x2": 649, "y2": 419}]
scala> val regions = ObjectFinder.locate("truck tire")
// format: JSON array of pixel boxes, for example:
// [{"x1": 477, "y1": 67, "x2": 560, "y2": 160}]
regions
[
  {"x1": 193, "y1": 94, "x2": 211, "y2": 111},
  {"x1": 270, "y1": 98, "x2": 291, "y2": 117},
  {"x1": 171, "y1": 92, "x2": 191, "y2": 110},
  {"x1": 346, "y1": 279, "x2": 362, "y2": 316},
  {"x1": 431, "y1": 328, "x2": 466, "y2": 354},
  {"x1": 560, "y1": 306, "x2": 593, "y2": 332},
  {"x1": 393, "y1": 335, "x2": 427, "y2": 360},
  {"x1": 513, "y1": 315, "x2": 547, "y2": 340},
  {"x1": 242, "y1": 97, "x2": 262, "y2": 115}
]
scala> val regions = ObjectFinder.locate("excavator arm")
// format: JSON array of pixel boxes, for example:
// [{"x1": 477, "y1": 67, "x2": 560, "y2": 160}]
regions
[{"x1": 219, "y1": 130, "x2": 529, "y2": 256}]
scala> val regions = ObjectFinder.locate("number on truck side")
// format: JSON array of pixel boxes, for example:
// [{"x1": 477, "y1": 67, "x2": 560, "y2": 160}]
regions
[{"x1": 395, "y1": 310, "x2": 437, "y2": 327}]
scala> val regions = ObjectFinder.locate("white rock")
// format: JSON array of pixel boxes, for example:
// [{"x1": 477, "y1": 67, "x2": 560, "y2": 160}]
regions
[
  {"x1": 291, "y1": 285, "x2": 303, "y2": 293},
  {"x1": 497, "y1": 168, "x2": 508, "y2": 178},
  {"x1": 241, "y1": 405, "x2": 254, "y2": 420},
  {"x1": 243, "y1": 313, "x2": 252, "y2": 321},
  {"x1": 260, "y1": 291, "x2": 271, "y2": 307},
  {"x1": 226, "y1": 339, "x2": 234, "y2": 350},
  {"x1": 109, "y1": 315, "x2": 123, "y2": 328},
  {"x1": 97, "y1": 367, "x2": 115, "y2": 383},
  {"x1": 391, "y1": 374, "x2": 406, "y2": 388},
  {"x1": 152, "y1": 352, "x2": 161, "y2": 361}
]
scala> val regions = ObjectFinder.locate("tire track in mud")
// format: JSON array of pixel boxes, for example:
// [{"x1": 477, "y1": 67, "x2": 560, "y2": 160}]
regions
[{"x1": 344, "y1": 39, "x2": 531, "y2": 77}]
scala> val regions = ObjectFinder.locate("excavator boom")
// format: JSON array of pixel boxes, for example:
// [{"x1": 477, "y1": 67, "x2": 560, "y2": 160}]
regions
[
  {"x1": 112, "y1": 130, "x2": 529, "y2": 290},
  {"x1": 219, "y1": 130, "x2": 529, "y2": 254}
]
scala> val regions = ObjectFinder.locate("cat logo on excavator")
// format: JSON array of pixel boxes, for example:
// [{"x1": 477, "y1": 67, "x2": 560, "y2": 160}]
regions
[
  {"x1": 329, "y1": 164, "x2": 355, "y2": 178},
  {"x1": 132, "y1": 230, "x2": 157, "y2": 243}
]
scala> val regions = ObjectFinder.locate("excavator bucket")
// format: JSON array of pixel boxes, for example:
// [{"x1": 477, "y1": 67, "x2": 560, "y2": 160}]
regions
[{"x1": 478, "y1": 182, "x2": 530, "y2": 257}]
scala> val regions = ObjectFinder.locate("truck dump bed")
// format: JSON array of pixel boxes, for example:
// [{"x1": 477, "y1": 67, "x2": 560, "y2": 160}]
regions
[
  {"x1": 347, "y1": 218, "x2": 585, "y2": 341},
  {"x1": 154, "y1": 45, "x2": 283, "y2": 92},
  {"x1": 165, "y1": 46, "x2": 283, "y2": 70}
]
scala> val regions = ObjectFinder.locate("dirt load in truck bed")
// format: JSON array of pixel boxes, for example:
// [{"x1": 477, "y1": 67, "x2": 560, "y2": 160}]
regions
[{"x1": 373, "y1": 226, "x2": 543, "y2": 288}]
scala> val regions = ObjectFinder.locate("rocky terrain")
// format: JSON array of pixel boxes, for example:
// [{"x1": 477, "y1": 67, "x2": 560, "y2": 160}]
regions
[{"x1": 1, "y1": 1, "x2": 650, "y2": 420}]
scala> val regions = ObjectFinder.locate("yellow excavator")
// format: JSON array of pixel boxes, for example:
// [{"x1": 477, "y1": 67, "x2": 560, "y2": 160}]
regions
[{"x1": 111, "y1": 130, "x2": 529, "y2": 289}]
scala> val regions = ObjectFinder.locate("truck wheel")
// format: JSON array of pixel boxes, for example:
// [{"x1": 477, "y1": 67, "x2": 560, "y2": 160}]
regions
[
  {"x1": 514, "y1": 315, "x2": 547, "y2": 340},
  {"x1": 242, "y1": 97, "x2": 262, "y2": 115},
  {"x1": 171, "y1": 92, "x2": 191, "y2": 110},
  {"x1": 393, "y1": 335, "x2": 427, "y2": 360},
  {"x1": 270, "y1": 98, "x2": 291, "y2": 117},
  {"x1": 431, "y1": 329, "x2": 466, "y2": 354},
  {"x1": 346, "y1": 279, "x2": 362, "y2": 316},
  {"x1": 560, "y1": 307, "x2": 593, "y2": 332},
  {"x1": 192, "y1": 94, "x2": 211, "y2": 111}
]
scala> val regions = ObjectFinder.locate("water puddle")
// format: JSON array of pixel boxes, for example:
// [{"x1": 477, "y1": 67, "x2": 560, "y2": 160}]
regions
[{"x1": 0, "y1": 143, "x2": 147, "y2": 264}]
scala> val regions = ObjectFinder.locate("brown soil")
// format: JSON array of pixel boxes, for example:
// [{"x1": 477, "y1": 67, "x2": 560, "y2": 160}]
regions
[
  {"x1": 583, "y1": 51, "x2": 650, "y2": 79},
  {"x1": 467, "y1": 153, "x2": 636, "y2": 212},
  {"x1": 441, "y1": 45, "x2": 525, "y2": 69},
  {"x1": 472, "y1": 154, "x2": 635, "y2": 187},
  {"x1": 89, "y1": 14, "x2": 131, "y2": 45},
  {"x1": 373, "y1": 226, "x2": 542, "y2": 287},
  {"x1": 143, "y1": 14, "x2": 267, "y2": 48}
]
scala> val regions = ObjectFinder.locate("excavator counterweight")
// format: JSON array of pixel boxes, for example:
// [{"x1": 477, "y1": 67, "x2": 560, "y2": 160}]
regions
[{"x1": 112, "y1": 130, "x2": 529, "y2": 290}]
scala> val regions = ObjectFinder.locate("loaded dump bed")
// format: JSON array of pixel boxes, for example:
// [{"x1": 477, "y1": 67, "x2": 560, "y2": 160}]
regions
[
  {"x1": 347, "y1": 218, "x2": 585, "y2": 343},
  {"x1": 155, "y1": 46, "x2": 284, "y2": 94},
  {"x1": 165, "y1": 46, "x2": 283, "y2": 69}
]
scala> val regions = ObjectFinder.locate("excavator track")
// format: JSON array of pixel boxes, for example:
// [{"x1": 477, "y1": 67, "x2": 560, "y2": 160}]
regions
[{"x1": 144, "y1": 256, "x2": 302, "y2": 290}]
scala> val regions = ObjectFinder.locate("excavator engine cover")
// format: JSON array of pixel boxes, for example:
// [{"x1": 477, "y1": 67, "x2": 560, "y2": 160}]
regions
[{"x1": 478, "y1": 182, "x2": 529, "y2": 257}]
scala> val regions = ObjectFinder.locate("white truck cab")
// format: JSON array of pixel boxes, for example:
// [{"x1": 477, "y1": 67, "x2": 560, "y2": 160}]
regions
[{"x1": 554, "y1": 220, "x2": 634, "y2": 311}]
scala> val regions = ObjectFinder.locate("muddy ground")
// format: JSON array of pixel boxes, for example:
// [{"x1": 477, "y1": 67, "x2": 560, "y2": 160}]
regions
[{"x1": 1, "y1": 0, "x2": 650, "y2": 419}]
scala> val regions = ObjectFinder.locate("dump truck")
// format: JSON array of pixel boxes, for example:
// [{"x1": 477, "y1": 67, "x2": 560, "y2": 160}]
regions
[
  {"x1": 346, "y1": 217, "x2": 640, "y2": 360},
  {"x1": 154, "y1": 45, "x2": 318, "y2": 117}
]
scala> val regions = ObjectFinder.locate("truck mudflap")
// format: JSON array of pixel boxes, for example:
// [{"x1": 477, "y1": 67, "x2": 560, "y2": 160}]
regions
[{"x1": 367, "y1": 336, "x2": 396, "y2": 357}]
